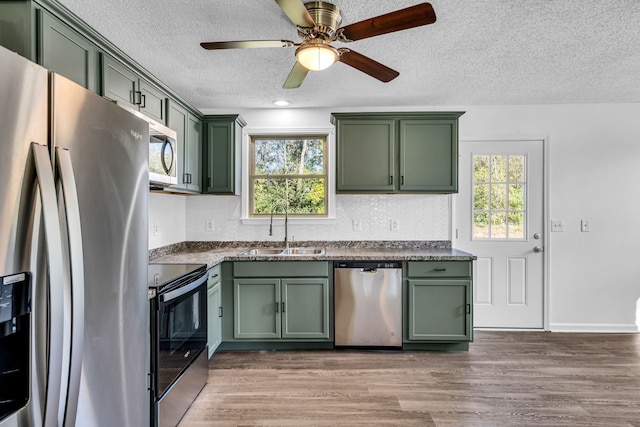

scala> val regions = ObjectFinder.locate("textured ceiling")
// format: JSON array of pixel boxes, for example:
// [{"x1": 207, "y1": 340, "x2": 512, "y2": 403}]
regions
[{"x1": 56, "y1": 0, "x2": 640, "y2": 111}]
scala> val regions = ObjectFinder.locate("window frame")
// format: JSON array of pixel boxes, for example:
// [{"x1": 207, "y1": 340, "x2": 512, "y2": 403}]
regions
[{"x1": 241, "y1": 127, "x2": 336, "y2": 224}]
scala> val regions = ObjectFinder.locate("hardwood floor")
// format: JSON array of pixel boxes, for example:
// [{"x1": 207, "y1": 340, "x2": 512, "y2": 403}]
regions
[{"x1": 178, "y1": 331, "x2": 640, "y2": 426}]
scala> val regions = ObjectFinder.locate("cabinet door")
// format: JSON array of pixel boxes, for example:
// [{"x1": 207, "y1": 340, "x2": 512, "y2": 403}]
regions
[
  {"x1": 337, "y1": 119, "x2": 395, "y2": 192},
  {"x1": 186, "y1": 113, "x2": 202, "y2": 193},
  {"x1": 168, "y1": 102, "x2": 188, "y2": 189},
  {"x1": 101, "y1": 53, "x2": 137, "y2": 107},
  {"x1": 408, "y1": 279, "x2": 471, "y2": 341},
  {"x1": 233, "y1": 279, "x2": 280, "y2": 339},
  {"x1": 205, "y1": 121, "x2": 234, "y2": 194},
  {"x1": 207, "y1": 282, "x2": 222, "y2": 358},
  {"x1": 399, "y1": 119, "x2": 458, "y2": 193},
  {"x1": 138, "y1": 79, "x2": 166, "y2": 123},
  {"x1": 39, "y1": 9, "x2": 97, "y2": 92},
  {"x1": 281, "y1": 278, "x2": 329, "y2": 339}
]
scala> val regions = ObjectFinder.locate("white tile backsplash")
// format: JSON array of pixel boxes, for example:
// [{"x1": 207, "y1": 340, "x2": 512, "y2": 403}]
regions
[{"x1": 183, "y1": 193, "x2": 451, "y2": 242}]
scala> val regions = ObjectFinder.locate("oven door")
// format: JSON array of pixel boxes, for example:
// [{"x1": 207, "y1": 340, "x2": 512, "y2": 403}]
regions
[{"x1": 155, "y1": 271, "x2": 207, "y2": 399}]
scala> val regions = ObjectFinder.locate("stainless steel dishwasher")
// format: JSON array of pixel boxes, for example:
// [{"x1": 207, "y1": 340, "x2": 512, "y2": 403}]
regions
[{"x1": 334, "y1": 261, "x2": 403, "y2": 347}]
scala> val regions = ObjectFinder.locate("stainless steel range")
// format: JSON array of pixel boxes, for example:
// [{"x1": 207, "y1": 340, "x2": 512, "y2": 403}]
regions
[{"x1": 148, "y1": 263, "x2": 208, "y2": 427}]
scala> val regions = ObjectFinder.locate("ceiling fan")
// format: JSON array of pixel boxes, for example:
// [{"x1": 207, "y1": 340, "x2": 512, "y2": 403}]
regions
[{"x1": 200, "y1": 0, "x2": 436, "y2": 88}]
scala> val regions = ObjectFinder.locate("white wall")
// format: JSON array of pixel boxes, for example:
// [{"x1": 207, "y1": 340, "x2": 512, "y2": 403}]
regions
[
  {"x1": 150, "y1": 103, "x2": 640, "y2": 332},
  {"x1": 148, "y1": 192, "x2": 186, "y2": 249}
]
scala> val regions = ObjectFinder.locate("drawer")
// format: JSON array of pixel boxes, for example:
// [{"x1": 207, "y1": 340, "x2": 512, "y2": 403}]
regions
[
  {"x1": 207, "y1": 264, "x2": 221, "y2": 288},
  {"x1": 407, "y1": 261, "x2": 471, "y2": 278}
]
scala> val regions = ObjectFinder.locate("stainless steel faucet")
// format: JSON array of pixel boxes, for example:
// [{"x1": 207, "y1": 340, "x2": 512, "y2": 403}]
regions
[{"x1": 269, "y1": 203, "x2": 289, "y2": 248}]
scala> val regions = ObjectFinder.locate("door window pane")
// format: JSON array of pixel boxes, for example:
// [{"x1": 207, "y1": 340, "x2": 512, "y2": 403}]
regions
[{"x1": 472, "y1": 154, "x2": 527, "y2": 240}]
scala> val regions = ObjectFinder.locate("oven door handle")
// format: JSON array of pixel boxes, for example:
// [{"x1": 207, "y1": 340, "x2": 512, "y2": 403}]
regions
[{"x1": 160, "y1": 273, "x2": 207, "y2": 303}]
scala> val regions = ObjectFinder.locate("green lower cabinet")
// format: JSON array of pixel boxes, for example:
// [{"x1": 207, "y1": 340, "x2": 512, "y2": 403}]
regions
[
  {"x1": 407, "y1": 279, "x2": 472, "y2": 341},
  {"x1": 233, "y1": 277, "x2": 330, "y2": 340},
  {"x1": 281, "y1": 278, "x2": 330, "y2": 339}
]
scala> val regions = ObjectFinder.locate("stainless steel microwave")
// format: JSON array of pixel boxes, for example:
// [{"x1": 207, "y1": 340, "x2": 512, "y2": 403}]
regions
[{"x1": 116, "y1": 103, "x2": 178, "y2": 187}]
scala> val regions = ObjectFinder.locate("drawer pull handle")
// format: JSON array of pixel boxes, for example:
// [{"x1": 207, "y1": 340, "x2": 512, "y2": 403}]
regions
[
  {"x1": 210, "y1": 273, "x2": 219, "y2": 278},
  {"x1": 433, "y1": 268, "x2": 447, "y2": 272}
]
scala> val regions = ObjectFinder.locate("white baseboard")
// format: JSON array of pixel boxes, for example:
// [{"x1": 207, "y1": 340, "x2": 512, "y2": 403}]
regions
[{"x1": 549, "y1": 323, "x2": 639, "y2": 333}]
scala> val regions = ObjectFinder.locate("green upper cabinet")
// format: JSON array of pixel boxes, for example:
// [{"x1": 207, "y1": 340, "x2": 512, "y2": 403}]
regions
[
  {"x1": 202, "y1": 115, "x2": 246, "y2": 194},
  {"x1": 39, "y1": 9, "x2": 97, "y2": 92},
  {"x1": 0, "y1": 2, "x2": 97, "y2": 92},
  {"x1": 101, "y1": 53, "x2": 167, "y2": 123},
  {"x1": 332, "y1": 112, "x2": 465, "y2": 194},
  {"x1": 336, "y1": 119, "x2": 396, "y2": 192},
  {"x1": 167, "y1": 101, "x2": 201, "y2": 193}
]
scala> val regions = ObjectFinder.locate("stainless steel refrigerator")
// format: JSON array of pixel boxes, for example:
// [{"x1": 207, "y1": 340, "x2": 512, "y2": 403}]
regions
[{"x1": 0, "y1": 45, "x2": 149, "y2": 427}]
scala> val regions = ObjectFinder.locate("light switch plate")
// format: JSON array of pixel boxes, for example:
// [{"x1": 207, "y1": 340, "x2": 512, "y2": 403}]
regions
[{"x1": 551, "y1": 220, "x2": 564, "y2": 232}]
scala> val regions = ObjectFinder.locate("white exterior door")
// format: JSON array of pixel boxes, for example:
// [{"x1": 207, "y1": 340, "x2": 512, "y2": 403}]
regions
[{"x1": 455, "y1": 139, "x2": 545, "y2": 328}]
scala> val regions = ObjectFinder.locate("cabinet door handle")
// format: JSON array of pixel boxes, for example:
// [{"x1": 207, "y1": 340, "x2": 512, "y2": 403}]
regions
[
  {"x1": 466, "y1": 304, "x2": 471, "y2": 314},
  {"x1": 281, "y1": 302, "x2": 285, "y2": 313},
  {"x1": 218, "y1": 307, "x2": 223, "y2": 318},
  {"x1": 140, "y1": 94, "x2": 146, "y2": 108},
  {"x1": 275, "y1": 301, "x2": 279, "y2": 313},
  {"x1": 401, "y1": 175, "x2": 404, "y2": 185},
  {"x1": 390, "y1": 175, "x2": 393, "y2": 185},
  {"x1": 208, "y1": 178, "x2": 212, "y2": 187},
  {"x1": 134, "y1": 91, "x2": 142, "y2": 105},
  {"x1": 210, "y1": 274, "x2": 219, "y2": 279}
]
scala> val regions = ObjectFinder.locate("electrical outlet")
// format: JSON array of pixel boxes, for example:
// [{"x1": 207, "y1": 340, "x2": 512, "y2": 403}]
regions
[
  {"x1": 581, "y1": 219, "x2": 590, "y2": 232},
  {"x1": 206, "y1": 219, "x2": 214, "y2": 232},
  {"x1": 551, "y1": 220, "x2": 564, "y2": 232},
  {"x1": 153, "y1": 222, "x2": 159, "y2": 236},
  {"x1": 352, "y1": 219, "x2": 362, "y2": 231},
  {"x1": 390, "y1": 219, "x2": 399, "y2": 231}
]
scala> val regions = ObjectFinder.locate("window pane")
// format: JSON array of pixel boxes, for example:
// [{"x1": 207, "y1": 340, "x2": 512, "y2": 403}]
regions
[
  {"x1": 509, "y1": 184, "x2": 525, "y2": 210},
  {"x1": 473, "y1": 156, "x2": 489, "y2": 182},
  {"x1": 254, "y1": 138, "x2": 324, "y2": 175},
  {"x1": 473, "y1": 212, "x2": 489, "y2": 239},
  {"x1": 508, "y1": 156, "x2": 525, "y2": 182},
  {"x1": 508, "y1": 212, "x2": 525, "y2": 239},
  {"x1": 473, "y1": 184, "x2": 489, "y2": 210},
  {"x1": 490, "y1": 156, "x2": 507, "y2": 182},
  {"x1": 253, "y1": 178, "x2": 326, "y2": 215},
  {"x1": 490, "y1": 212, "x2": 507, "y2": 238},
  {"x1": 490, "y1": 184, "x2": 507, "y2": 210}
]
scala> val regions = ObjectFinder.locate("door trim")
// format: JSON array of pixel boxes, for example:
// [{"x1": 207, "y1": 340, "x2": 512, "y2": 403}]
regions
[{"x1": 453, "y1": 135, "x2": 550, "y2": 331}]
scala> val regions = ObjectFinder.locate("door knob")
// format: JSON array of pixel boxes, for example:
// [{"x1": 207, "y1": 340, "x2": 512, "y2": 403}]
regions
[{"x1": 533, "y1": 246, "x2": 544, "y2": 253}]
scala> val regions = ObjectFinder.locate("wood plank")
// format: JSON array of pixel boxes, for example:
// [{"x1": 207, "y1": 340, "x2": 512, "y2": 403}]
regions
[{"x1": 179, "y1": 332, "x2": 640, "y2": 426}]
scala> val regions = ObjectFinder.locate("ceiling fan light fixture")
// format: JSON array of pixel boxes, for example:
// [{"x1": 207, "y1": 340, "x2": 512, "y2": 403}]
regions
[{"x1": 295, "y1": 41, "x2": 338, "y2": 71}]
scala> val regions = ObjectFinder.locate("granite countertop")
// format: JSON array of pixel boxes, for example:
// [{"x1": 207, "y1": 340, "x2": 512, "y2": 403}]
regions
[{"x1": 150, "y1": 241, "x2": 476, "y2": 269}]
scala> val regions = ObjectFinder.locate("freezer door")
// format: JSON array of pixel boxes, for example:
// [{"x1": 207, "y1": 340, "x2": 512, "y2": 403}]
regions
[
  {"x1": 0, "y1": 47, "x2": 67, "y2": 427},
  {"x1": 51, "y1": 74, "x2": 150, "y2": 427}
]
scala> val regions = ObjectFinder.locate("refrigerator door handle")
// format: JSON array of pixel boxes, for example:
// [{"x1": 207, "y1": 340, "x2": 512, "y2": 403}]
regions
[
  {"x1": 31, "y1": 143, "x2": 66, "y2": 427},
  {"x1": 55, "y1": 147, "x2": 85, "y2": 427}
]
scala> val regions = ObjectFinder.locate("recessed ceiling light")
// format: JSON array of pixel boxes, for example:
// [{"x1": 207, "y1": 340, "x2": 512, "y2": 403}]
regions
[{"x1": 273, "y1": 100, "x2": 291, "y2": 106}]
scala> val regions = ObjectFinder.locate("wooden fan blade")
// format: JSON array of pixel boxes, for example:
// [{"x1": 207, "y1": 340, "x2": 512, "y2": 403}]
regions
[
  {"x1": 340, "y1": 3, "x2": 436, "y2": 42},
  {"x1": 200, "y1": 40, "x2": 295, "y2": 50},
  {"x1": 274, "y1": 0, "x2": 316, "y2": 28},
  {"x1": 283, "y1": 62, "x2": 309, "y2": 89},
  {"x1": 339, "y1": 50, "x2": 399, "y2": 83}
]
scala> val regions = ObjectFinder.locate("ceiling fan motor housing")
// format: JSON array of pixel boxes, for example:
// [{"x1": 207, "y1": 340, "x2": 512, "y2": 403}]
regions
[{"x1": 303, "y1": 1, "x2": 342, "y2": 37}]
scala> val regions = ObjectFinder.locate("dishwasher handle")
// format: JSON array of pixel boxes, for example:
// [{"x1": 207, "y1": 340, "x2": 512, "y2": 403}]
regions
[
  {"x1": 334, "y1": 261, "x2": 402, "y2": 269},
  {"x1": 360, "y1": 268, "x2": 378, "y2": 274}
]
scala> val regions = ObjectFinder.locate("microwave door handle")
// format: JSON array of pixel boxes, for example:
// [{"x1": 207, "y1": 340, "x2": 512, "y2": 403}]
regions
[
  {"x1": 55, "y1": 147, "x2": 85, "y2": 427},
  {"x1": 160, "y1": 139, "x2": 174, "y2": 175},
  {"x1": 32, "y1": 143, "x2": 66, "y2": 427},
  {"x1": 160, "y1": 273, "x2": 207, "y2": 303}
]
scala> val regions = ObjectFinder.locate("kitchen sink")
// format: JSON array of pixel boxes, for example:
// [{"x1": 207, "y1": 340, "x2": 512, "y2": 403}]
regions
[
  {"x1": 281, "y1": 248, "x2": 325, "y2": 255},
  {"x1": 237, "y1": 247, "x2": 325, "y2": 256}
]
